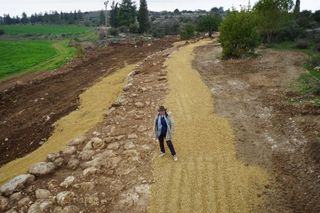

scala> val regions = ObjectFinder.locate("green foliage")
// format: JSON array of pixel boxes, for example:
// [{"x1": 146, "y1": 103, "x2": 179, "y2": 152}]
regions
[
  {"x1": 219, "y1": 10, "x2": 259, "y2": 58},
  {"x1": 253, "y1": 0, "x2": 294, "y2": 43},
  {"x1": 118, "y1": 0, "x2": 137, "y2": 27},
  {"x1": 100, "y1": 10, "x2": 106, "y2": 25},
  {"x1": 295, "y1": 39, "x2": 310, "y2": 49},
  {"x1": 0, "y1": 29, "x2": 4, "y2": 35},
  {"x1": 119, "y1": 25, "x2": 129, "y2": 33},
  {"x1": 296, "y1": 10, "x2": 313, "y2": 29},
  {"x1": 179, "y1": 24, "x2": 195, "y2": 40},
  {"x1": 314, "y1": 10, "x2": 320, "y2": 23},
  {"x1": 0, "y1": 40, "x2": 76, "y2": 79},
  {"x1": 129, "y1": 23, "x2": 139, "y2": 33},
  {"x1": 293, "y1": 0, "x2": 300, "y2": 14},
  {"x1": 151, "y1": 20, "x2": 180, "y2": 38},
  {"x1": 308, "y1": 54, "x2": 320, "y2": 67},
  {"x1": 110, "y1": 1, "x2": 119, "y2": 28},
  {"x1": 297, "y1": 73, "x2": 320, "y2": 95},
  {"x1": 109, "y1": 27, "x2": 119, "y2": 36},
  {"x1": 137, "y1": 0, "x2": 150, "y2": 33},
  {"x1": 196, "y1": 14, "x2": 222, "y2": 37},
  {"x1": 1, "y1": 25, "x2": 91, "y2": 35}
]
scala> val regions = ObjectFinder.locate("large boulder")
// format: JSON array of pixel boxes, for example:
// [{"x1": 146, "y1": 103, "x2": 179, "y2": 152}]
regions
[
  {"x1": 29, "y1": 162, "x2": 55, "y2": 176},
  {"x1": 0, "y1": 174, "x2": 35, "y2": 196}
]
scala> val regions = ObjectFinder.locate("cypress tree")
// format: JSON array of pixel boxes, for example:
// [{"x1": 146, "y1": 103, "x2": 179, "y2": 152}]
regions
[
  {"x1": 110, "y1": 1, "x2": 119, "y2": 28},
  {"x1": 294, "y1": 0, "x2": 300, "y2": 14},
  {"x1": 137, "y1": 0, "x2": 150, "y2": 33}
]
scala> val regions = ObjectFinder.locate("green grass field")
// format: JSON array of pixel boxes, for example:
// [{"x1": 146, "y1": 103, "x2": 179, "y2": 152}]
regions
[
  {"x1": 0, "y1": 24, "x2": 91, "y2": 35},
  {"x1": 0, "y1": 40, "x2": 76, "y2": 79}
]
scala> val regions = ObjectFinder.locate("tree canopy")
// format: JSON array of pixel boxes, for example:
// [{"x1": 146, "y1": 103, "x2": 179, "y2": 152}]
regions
[
  {"x1": 137, "y1": 0, "x2": 150, "y2": 33},
  {"x1": 196, "y1": 14, "x2": 222, "y2": 37},
  {"x1": 118, "y1": 0, "x2": 137, "y2": 27}
]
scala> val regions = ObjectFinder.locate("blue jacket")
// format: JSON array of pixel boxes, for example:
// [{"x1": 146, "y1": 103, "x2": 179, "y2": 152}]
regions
[{"x1": 154, "y1": 112, "x2": 174, "y2": 141}]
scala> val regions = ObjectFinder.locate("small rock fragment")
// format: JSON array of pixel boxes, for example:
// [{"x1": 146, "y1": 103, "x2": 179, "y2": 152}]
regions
[
  {"x1": 60, "y1": 176, "x2": 75, "y2": 188},
  {"x1": 56, "y1": 191, "x2": 75, "y2": 206},
  {"x1": 35, "y1": 189, "x2": 51, "y2": 199}
]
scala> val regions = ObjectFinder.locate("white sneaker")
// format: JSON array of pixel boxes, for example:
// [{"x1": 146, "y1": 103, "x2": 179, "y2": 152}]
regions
[
  {"x1": 173, "y1": 155, "x2": 178, "y2": 161},
  {"x1": 159, "y1": 152, "x2": 166, "y2": 157}
]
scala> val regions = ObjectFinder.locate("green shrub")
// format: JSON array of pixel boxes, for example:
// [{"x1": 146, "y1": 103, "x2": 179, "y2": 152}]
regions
[
  {"x1": 309, "y1": 54, "x2": 320, "y2": 67},
  {"x1": 316, "y1": 43, "x2": 320, "y2": 52},
  {"x1": 219, "y1": 10, "x2": 259, "y2": 58},
  {"x1": 0, "y1": 29, "x2": 4, "y2": 35},
  {"x1": 119, "y1": 26, "x2": 129, "y2": 33},
  {"x1": 109, "y1": 28, "x2": 119, "y2": 36},
  {"x1": 129, "y1": 23, "x2": 139, "y2": 33},
  {"x1": 179, "y1": 24, "x2": 195, "y2": 40},
  {"x1": 298, "y1": 73, "x2": 320, "y2": 95},
  {"x1": 296, "y1": 39, "x2": 310, "y2": 49},
  {"x1": 150, "y1": 20, "x2": 180, "y2": 37}
]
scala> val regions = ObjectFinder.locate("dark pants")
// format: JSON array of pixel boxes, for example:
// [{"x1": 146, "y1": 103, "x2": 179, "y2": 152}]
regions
[{"x1": 158, "y1": 134, "x2": 176, "y2": 156}]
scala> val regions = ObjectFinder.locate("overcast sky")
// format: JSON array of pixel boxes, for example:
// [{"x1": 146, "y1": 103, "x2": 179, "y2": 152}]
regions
[{"x1": 0, "y1": 0, "x2": 319, "y2": 17}]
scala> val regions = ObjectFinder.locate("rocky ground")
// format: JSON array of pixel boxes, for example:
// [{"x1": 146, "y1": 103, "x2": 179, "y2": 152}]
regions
[
  {"x1": 0, "y1": 40, "x2": 178, "y2": 212},
  {"x1": 0, "y1": 38, "x2": 175, "y2": 166}
]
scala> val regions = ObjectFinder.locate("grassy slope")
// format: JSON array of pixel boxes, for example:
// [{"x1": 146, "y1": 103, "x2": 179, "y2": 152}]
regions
[
  {"x1": 0, "y1": 24, "x2": 91, "y2": 35},
  {"x1": 0, "y1": 40, "x2": 76, "y2": 79},
  {"x1": 272, "y1": 41, "x2": 320, "y2": 105}
]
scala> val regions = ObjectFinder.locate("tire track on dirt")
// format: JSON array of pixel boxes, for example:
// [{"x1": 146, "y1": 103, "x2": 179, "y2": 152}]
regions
[{"x1": 148, "y1": 40, "x2": 269, "y2": 213}]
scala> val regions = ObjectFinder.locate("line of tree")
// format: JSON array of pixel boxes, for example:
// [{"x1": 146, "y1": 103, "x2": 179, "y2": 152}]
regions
[
  {"x1": 219, "y1": 0, "x2": 320, "y2": 58},
  {"x1": 108, "y1": 0, "x2": 150, "y2": 33},
  {"x1": 2, "y1": 10, "x2": 84, "y2": 25}
]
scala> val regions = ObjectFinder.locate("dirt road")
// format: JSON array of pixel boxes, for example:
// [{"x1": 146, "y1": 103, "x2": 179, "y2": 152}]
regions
[
  {"x1": 148, "y1": 40, "x2": 269, "y2": 212},
  {"x1": 194, "y1": 39, "x2": 320, "y2": 212}
]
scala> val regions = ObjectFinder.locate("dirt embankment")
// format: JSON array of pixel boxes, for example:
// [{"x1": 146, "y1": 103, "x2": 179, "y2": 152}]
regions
[
  {"x1": 194, "y1": 38, "x2": 320, "y2": 212},
  {"x1": 0, "y1": 38, "x2": 175, "y2": 166}
]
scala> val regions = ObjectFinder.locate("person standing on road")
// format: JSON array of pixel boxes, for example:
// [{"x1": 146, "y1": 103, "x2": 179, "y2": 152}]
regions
[{"x1": 154, "y1": 106, "x2": 178, "y2": 161}]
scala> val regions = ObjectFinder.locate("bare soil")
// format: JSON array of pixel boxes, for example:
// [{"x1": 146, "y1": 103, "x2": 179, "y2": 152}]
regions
[
  {"x1": 0, "y1": 37, "x2": 175, "y2": 166},
  {"x1": 194, "y1": 38, "x2": 320, "y2": 212}
]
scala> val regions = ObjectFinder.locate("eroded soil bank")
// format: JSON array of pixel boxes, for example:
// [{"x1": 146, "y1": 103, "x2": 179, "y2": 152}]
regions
[{"x1": 194, "y1": 38, "x2": 320, "y2": 212}]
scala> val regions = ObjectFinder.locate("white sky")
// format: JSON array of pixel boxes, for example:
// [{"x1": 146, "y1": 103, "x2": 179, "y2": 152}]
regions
[{"x1": 0, "y1": 0, "x2": 319, "y2": 17}]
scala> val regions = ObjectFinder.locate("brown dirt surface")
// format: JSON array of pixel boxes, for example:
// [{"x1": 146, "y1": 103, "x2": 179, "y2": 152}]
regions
[
  {"x1": 0, "y1": 37, "x2": 175, "y2": 166},
  {"x1": 1, "y1": 40, "x2": 176, "y2": 213},
  {"x1": 148, "y1": 39, "x2": 268, "y2": 213},
  {"x1": 194, "y1": 37, "x2": 320, "y2": 212}
]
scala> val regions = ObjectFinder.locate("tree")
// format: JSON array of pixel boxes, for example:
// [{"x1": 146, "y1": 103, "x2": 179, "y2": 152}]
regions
[
  {"x1": 219, "y1": 10, "x2": 259, "y2": 58},
  {"x1": 100, "y1": 10, "x2": 106, "y2": 25},
  {"x1": 118, "y1": 0, "x2": 137, "y2": 27},
  {"x1": 21, "y1": 12, "x2": 28, "y2": 24},
  {"x1": 137, "y1": 0, "x2": 150, "y2": 33},
  {"x1": 180, "y1": 24, "x2": 195, "y2": 40},
  {"x1": 314, "y1": 10, "x2": 320, "y2": 23},
  {"x1": 174, "y1": 9, "x2": 181, "y2": 15},
  {"x1": 253, "y1": 0, "x2": 294, "y2": 43},
  {"x1": 196, "y1": 14, "x2": 222, "y2": 37},
  {"x1": 110, "y1": 1, "x2": 119, "y2": 28},
  {"x1": 294, "y1": 0, "x2": 300, "y2": 14}
]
